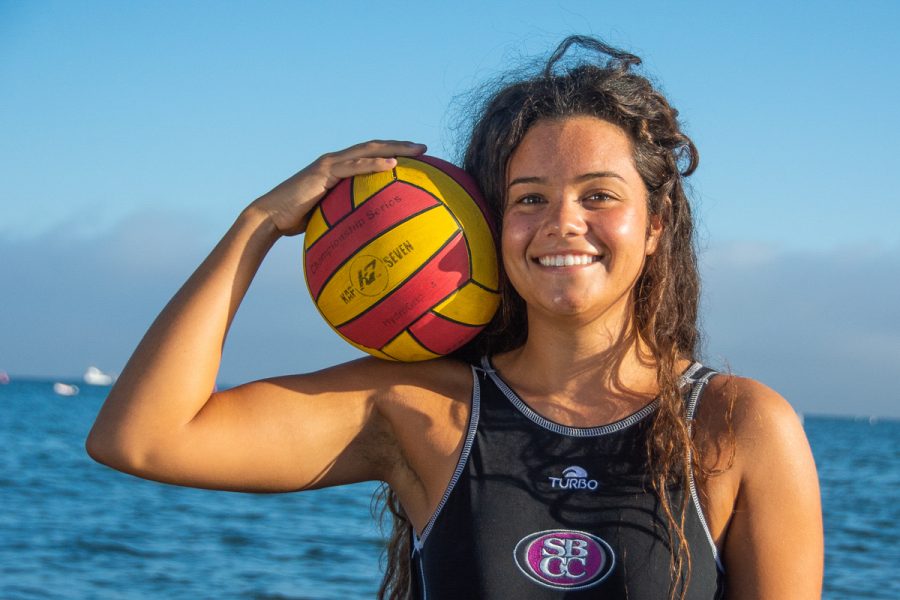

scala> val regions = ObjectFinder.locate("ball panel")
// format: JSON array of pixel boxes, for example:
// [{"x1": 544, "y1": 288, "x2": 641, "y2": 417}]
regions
[
  {"x1": 304, "y1": 184, "x2": 444, "y2": 300},
  {"x1": 415, "y1": 155, "x2": 494, "y2": 233},
  {"x1": 319, "y1": 177, "x2": 353, "y2": 226},
  {"x1": 322, "y1": 322, "x2": 396, "y2": 360},
  {"x1": 351, "y1": 169, "x2": 397, "y2": 209},
  {"x1": 304, "y1": 206, "x2": 330, "y2": 247},
  {"x1": 343, "y1": 338, "x2": 395, "y2": 361},
  {"x1": 432, "y1": 281, "x2": 501, "y2": 326},
  {"x1": 468, "y1": 238, "x2": 500, "y2": 292},
  {"x1": 408, "y1": 311, "x2": 482, "y2": 356},
  {"x1": 396, "y1": 158, "x2": 499, "y2": 289},
  {"x1": 381, "y1": 331, "x2": 441, "y2": 362},
  {"x1": 335, "y1": 231, "x2": 470, "y2": 347},
  {"x1": 316, "y1": 209, "x2": 463, "y2": 327}
]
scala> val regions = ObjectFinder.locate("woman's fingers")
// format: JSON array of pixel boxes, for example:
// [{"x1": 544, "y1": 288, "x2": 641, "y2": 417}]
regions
[
  {"x1": 317, "y1": 141, "x2": 427, "y2": 192},
  {"x1": 326, "y1": 157, "x2": 393, "y2": 182},
  {"x1": 328, "y1": 139, "x2": 427, "y2": 161},
  {"x1": 318, "y1": 141, "x2": 426, "y2": 179},
  {"x1": 251, "y1": 140, "x2": 428, "y2": 237}
]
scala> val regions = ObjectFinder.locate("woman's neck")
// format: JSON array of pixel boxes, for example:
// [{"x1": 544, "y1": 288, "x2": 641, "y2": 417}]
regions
[{"x1": 493, "y1": 308, "x2": 660, "y2": 408}]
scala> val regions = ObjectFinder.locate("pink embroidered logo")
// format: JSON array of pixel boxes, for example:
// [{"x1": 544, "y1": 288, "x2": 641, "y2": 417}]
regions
[{"x1": 513, "y1": 530, "x2": 615, "y2": 590}]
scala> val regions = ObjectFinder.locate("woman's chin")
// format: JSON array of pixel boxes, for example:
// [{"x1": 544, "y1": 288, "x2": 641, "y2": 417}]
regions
[
  {"x1": 526, "y1": 291, "x2": 630, "y2": 324},
  {"x1": 538, "y1": 295, "x2": 593, "y2": 317}
]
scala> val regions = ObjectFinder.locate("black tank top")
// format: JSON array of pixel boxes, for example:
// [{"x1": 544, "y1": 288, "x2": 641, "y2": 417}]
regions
[{"x1": 410, "y1": 358, "x2": 725, "y2": 599}]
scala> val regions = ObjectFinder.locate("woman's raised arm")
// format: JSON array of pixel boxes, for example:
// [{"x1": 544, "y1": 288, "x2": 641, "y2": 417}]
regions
[{"x1": 86, "y1": 140, "x2": 428, "y2": 492}]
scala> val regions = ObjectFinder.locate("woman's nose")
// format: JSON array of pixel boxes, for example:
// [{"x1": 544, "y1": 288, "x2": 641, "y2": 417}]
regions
[{"x1": 544, "y1": 199, "x2": 588, "y2": 237}]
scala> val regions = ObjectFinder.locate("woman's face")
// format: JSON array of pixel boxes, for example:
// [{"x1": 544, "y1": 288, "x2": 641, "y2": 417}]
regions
[{"x1": 502, "y1": 115, "x2": 661, "y2": 325}]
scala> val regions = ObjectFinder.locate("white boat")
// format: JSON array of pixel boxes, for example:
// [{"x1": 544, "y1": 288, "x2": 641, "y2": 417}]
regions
[
  {"x1": 0, "y1": 371, "x2": 9, "y2": 384},
  {"x1": 53, "y1": 382, "x2": 80, "y2": 396},
  {"x1": 84, "y1": 366, "x2": 114, "y2": 386}
]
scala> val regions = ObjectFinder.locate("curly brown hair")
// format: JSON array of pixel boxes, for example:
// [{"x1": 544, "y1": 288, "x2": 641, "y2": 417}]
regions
[{"x1": 378, "y1": 35, "x2": 710, "y2": 600}]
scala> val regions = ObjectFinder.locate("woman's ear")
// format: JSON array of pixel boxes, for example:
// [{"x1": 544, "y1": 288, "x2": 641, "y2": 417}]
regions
[{"x1": 646, "y1": 213, "x2": 663, "y2": 256}]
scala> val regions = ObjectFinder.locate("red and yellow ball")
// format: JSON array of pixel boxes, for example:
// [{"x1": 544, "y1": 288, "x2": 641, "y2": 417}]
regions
[{"x1": 303, "y1": 156, "x2": 499, "y2": 361}]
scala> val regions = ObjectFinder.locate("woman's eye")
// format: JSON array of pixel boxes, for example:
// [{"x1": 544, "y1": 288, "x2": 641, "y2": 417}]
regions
[
  {"x1": 585, "y1": 192, "x2": 614, "y2": 203},
  {"x1": 517, "y1": 194, "x2": 544, "y2": 205}
]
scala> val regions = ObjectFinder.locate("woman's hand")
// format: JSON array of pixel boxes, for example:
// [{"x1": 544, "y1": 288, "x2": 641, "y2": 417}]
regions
[{"x1": 249, "y1": 140, "x2": 427, "y2": 236}]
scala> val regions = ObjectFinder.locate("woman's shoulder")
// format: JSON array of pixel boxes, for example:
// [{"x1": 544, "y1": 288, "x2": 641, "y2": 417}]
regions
[
  {"x1": 284, "y1": 355, "x2": 475, "y2": 403},
  {"x1": 377, "y1": 356, "x2": 475, "y2": 403},
  {"x1": 697, "y1": 372, "x2": 809, "y2": 474},
  {"x1": 698, "y1": 373, "x2": 823, "y2": 591},
  {"x1": 702, "y1": 373, "x2": 802, "y2": 433}
]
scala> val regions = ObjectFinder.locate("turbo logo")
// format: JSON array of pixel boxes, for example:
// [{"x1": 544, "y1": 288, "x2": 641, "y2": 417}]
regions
[
  {"x1": 548, "y1": 465, "x2": 599, "y2": 490},
  {"x1": 513, "y1": 530, "x2": 614, "y2": 590}
]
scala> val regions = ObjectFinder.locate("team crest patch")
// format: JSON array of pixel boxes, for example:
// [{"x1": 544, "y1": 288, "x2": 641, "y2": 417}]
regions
[{"x1": 513, "y1": 529, "x2": 615, "y2": 590}]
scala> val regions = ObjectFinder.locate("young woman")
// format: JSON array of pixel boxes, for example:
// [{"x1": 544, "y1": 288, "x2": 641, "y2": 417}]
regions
[{"x1": 87, "y1": 37, "x2": 823, "y2": 599}]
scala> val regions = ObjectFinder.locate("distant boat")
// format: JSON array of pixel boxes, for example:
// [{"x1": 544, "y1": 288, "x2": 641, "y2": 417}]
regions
[
  {"x1": 0, "y1": 371, "x2": 9, "y2": 384},
  {"x1": 84, "y1": 366, "x2": 114, "y2": 386},
  {"x1": 53, "y1": 382, "x2": 79, "y2": 396}
]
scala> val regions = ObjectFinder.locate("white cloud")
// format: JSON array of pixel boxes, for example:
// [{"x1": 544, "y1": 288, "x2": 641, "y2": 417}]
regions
[
  {"x1": 700, "y1": 242, "x2": 900, "y2": 417},
  {"x1": 0, "y1": 211, "x2": 361, "y2": 383}
]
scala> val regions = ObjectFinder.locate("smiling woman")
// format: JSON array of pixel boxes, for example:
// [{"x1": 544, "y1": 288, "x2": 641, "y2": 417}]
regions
[
  {"x1": 502, "y1": 117, "x2": 661, "y2": 320},
  {"x1": 86, "y1": 35, "x2": 822, "y2": 600}
]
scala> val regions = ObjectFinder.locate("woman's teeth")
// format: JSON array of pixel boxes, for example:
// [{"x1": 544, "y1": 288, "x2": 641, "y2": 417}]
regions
[{"x1": 537, "y1": 255, "x2": 597, "y2": 267}]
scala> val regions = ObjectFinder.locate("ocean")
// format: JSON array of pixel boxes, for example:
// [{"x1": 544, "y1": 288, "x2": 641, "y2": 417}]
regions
[{"x1": 1, "y1": 379, "x2": 897, "y2": 599}]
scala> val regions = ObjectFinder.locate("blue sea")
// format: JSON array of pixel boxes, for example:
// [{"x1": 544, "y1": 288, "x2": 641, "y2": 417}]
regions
[{"x1": 1, "y1": 379, "x2": 897, "y2": 599}]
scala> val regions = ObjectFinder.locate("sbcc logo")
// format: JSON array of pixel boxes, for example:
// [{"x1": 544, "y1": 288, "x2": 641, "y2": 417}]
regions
[{"x1": 513, "y1": 529, "x2": 615, "y2": 590}]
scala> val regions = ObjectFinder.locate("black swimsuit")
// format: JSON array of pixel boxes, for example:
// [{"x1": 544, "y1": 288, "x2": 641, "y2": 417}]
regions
[{"x1": 410, "y1": 358, "x2": 724, "y2": 599}]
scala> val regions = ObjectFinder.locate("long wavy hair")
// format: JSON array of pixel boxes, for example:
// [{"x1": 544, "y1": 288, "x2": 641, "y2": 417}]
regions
[{"x1": 377, "y1": 36, "x2": 713, "y2": 600}]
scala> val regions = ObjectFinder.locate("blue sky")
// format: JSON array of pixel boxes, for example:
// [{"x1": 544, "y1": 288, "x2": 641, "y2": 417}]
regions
[{"x1": 2, "y1": 1, "x2": 898, "y2": 416}]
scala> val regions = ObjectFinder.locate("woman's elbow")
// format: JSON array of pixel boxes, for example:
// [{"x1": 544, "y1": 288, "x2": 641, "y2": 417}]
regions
[{"x1": 84, "y1": 423, "x2": 148, "y2": 474}]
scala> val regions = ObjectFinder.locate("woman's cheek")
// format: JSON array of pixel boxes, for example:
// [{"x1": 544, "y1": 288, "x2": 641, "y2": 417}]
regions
[
  {"x1": 604, "y1": 207, "x2": 646, "y2": 243},
  {"x1": 500, "y1": 216, "x2": 531, "y2": 254}
]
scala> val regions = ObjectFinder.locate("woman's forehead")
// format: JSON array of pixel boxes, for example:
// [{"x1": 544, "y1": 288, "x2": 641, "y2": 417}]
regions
[{"x1": 507, "y1": 116, "x2": 639, "y2": 183}]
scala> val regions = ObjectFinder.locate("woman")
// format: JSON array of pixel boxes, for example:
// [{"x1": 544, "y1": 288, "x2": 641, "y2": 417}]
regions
[{"x1": 87, "y1": 37, "x2": 823, "y2": 599}]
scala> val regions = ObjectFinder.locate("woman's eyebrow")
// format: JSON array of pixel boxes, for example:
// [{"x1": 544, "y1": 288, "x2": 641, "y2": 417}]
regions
[{"x1": 507, "y1": 171, "x2": 625, "y2": 188}]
